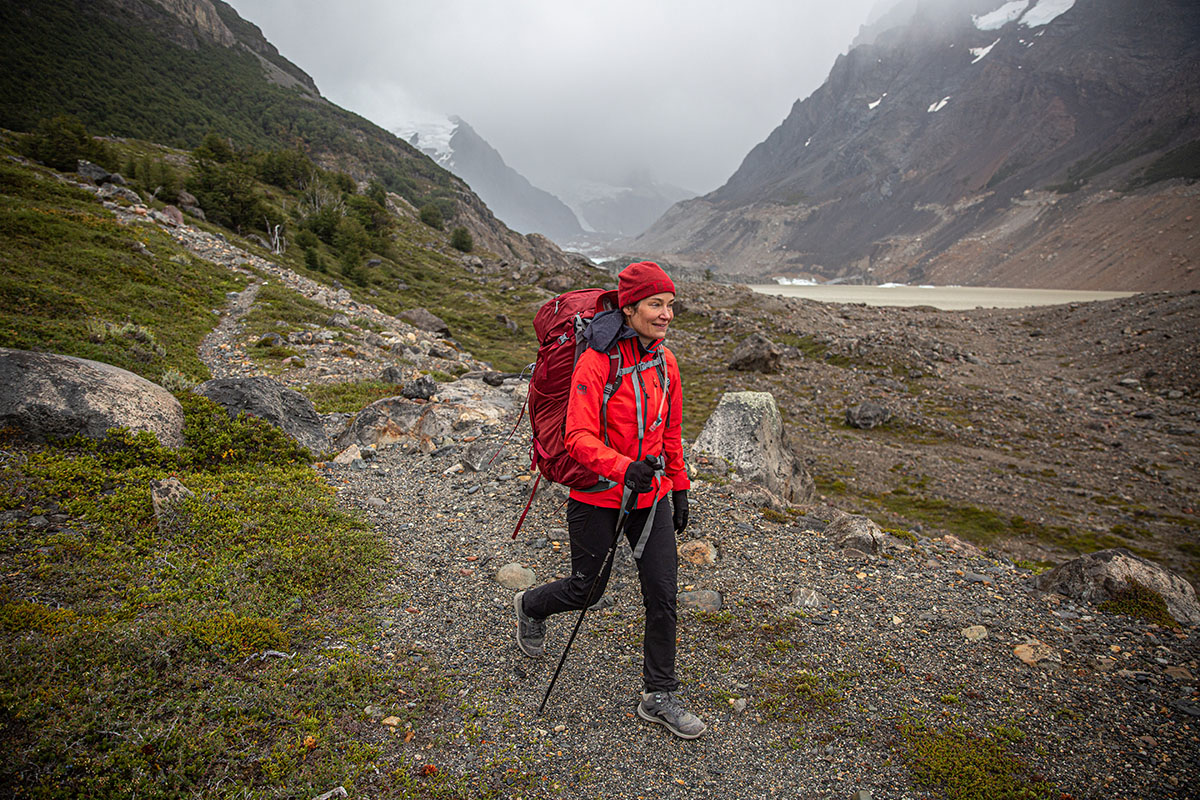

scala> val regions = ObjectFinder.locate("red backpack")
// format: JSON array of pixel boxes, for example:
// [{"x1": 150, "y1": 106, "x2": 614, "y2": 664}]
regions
[{"x1": 508, "y1": 288, "x2": 619, "y2": 537}]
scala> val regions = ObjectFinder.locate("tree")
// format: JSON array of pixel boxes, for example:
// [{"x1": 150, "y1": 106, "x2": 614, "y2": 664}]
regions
[
  {"x1": 419, "y1": 203, "x2": 444, "y2": 230},
  {"x1": 450, "y1": 226, "x2": 473, "y2": 253},
  {"x1": 23, "y1": 115, "x2": 113, "y2": 172}
]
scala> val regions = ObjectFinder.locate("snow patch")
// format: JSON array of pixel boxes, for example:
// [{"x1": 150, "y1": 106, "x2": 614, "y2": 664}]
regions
[
  {"x1": 878, "y1": 282, "x2": 908, "y2": 288},
  {"x1": 1019, "y1": 0, "x2": 1075, "y2": 27},
  {"x1": 868, "y1": 93, "x2": 887, "y2": 110},
  {"x1": 393, "y1": 117, "x2": 459, "y2": 166},
  {"x1": 973, "y1": 1, "x2": 1029, "y2": 31},
  {"x1": 970, "y1": 38, "x2": 1001, "y2": 64},
  {"x1": 805, "y1": 136, "x2": 813, "y2": 147},
  {"x1": 927, "y1": 96, "x2": 952, "y2": 113},
  {"x1": 775, "y1": 277, "x2": 819, "y2": 286}
]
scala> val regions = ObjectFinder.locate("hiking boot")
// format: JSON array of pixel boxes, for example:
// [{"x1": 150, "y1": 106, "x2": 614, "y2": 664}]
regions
[
  {"x1": 513, "y1": 590, "x2": 546, "y2": 658},
  {"x1": 637, "y1": 690, "x2": 706, "y2": 739}
]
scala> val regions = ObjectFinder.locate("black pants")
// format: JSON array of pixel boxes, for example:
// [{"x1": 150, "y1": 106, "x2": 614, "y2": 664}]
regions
[{"x1": 522, "y1": 496, "x2": 679, "y2": 693}]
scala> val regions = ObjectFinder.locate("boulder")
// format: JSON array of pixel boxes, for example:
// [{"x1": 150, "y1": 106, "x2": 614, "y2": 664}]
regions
[
  {"x1": 496, "y1": 563, "x2": 535, "y2": 590},
  {"x1": 692, "y1": 391, "x2": 814, "y2": 504},
  {"x1": 826, "y1": 513, "x2": 885, "y2": 554},
  {"x1": 0, "y1": 348, "x2": 184, "y2": 447},
  {"x1": 193, "y1": 376, "x2": 328, "y2": 454},
  {"x1": 496, "y1": 314, "x2": 519, "y2": 333},
  {"x1": 544, "y1": 274, "x2": 575, "y2": 294},
  {"x1": 177, "y1": 189, "x2": 199, "y2": 207},
  {"x1": 150, "y1": 477, "x2": 193, "y2": 531},
  {"x1": 678, "y1": 539, "x2": 718, "y2": 566},
  {"x1": 335, "y1": 397, "x2": 448, "y2": 450},
  {"x1": 400, "y1": 308, "x2": 451, "y2": 336},
  {"x1": 728, "y1": 332, "x2": 782, "y2": 373},
  {"x1": 154, "y1": 206, "x2": 185, "y2": 227},
  {"x1": 846, "y1": 401, "x2": 892, "y2": 429},
  {"x1": 97, "y1": 184, "x2": 142, "y2": 204},
  {"x1": 400, "y1": 376, "x2": 438, "y2": 401},
  {"x1": 380, "y1": 365, "x2": 406, "y2": 384},
  {"x1": 1035, "y1": 548, "x2": 1200, "y2": 626},
  {"x1": 678, "y1": 589, "x2": 723, "y2": 613},
  {"x1": 75, "y1": 159, "x2": 111, "y2": 184},
  {"x1": 181, "y1": 205, "x2": 206, "y2": 220}
]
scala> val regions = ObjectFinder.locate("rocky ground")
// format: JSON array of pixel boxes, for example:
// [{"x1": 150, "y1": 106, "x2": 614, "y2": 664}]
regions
[{"x1": 112, "y1": 200, "x2": 1200, "y2": 798}]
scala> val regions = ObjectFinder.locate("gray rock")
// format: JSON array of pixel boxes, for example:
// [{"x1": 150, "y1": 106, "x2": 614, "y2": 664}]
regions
[
  {"x1": 544, "y1": 274, "x2": 575, "y2": 294},
  {"x1": 150, "y1": 477, "x2": 194, "y2": 531},
  {"x1": 400, "y1": 308, "x2": 451, "y2": 336},
  {"x1": 177, "y1": 189, "x2": 199, "y2": 207},
  {"x1": 679, "y1": 589, "x2": 723, "y2": 613},
  {"x1": 692, "y1": 391, "x2": 814, "y2": 504},
  {"x1": 728, "y1": 333, "x2": 782, "y2": 373},
  {"x1": 181, "y1": 205, "x2": 206, "y2": 220},
  {"x1": 193, "y1": 376, "x2": 328, "y2": 454},
  {"x1": 826, "y1": 514, "x2": 885, "y2": 554},
  {"x1": 496, "y1": 563, "x2": 535, "y2": 590},
  {"x1": 0, "y1": 348, "x2": 184, "y2": 447},
  {"x1": 97, "y1": 184, "x2": 142, "y2": 204},
  {"x1": 380, "y1": 365, "x2": 406, "y2": 384},
  {"x1": 401, "y1": 376, "x2": 438, "y2": 401},
  {"x1": 1035, "y1": 548, "x2": 1200, "y2": 626},
  {"x1": 962, "y1": 625, "x2": 989, "y2": 642},
  {"x1": 75, "y1": 159, "x2": 111, "y2": 184},
  {"x1": 496, "y1": 314, "x2": 519, "y2": 333},
  {"x1": 846, "y1": 401, "x2": 892, "y2": 429},
  {"x1": 790, "y1": 587, "x2": 828, "y2": 609},
  {"x1": 256, "y1": 332, "x2": 284, "y2": 348},
  {"x1": 156, "y1": 206, "x2": 185, "y2": 227},
  {"x1": 335, "y1": 397, "x2": 448, "y2": 449},
  {"x1": 463, "y1": 440, "x2": 500, "y2": 472},
  {"x1": 327, "y1": 314, "x2": 351, "y2": 329}
]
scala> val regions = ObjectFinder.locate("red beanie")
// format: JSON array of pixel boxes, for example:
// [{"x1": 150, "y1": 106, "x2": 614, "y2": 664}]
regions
[{"x1": 617, "y1": 261, "x2": 676, "y2": 308}]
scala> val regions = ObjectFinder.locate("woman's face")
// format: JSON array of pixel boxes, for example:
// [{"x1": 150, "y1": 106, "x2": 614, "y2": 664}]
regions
[{"x1": 624, "y1": 292, "x2": 675, "y2": 343}]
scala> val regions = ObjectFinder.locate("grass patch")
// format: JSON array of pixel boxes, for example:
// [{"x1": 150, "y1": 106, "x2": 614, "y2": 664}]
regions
[
  {"x1": 0, "y1": 156, "x2": 242, "y2": 384},
  {"x1": 1098, "y1": 579, "x2": 1179, "y2": 629},
  {"x1": 0, "y1": 393, "x2": 439, "y2": 797},
  {"x1": 899, "y1": 721, "x2": 1057, "y2": 800},
  {"x1": 756, "y1": 668, "x2": 848, "y2": 724},
  {"x1": 304, "y1": 380, "x2": 403, "y2": 414}
]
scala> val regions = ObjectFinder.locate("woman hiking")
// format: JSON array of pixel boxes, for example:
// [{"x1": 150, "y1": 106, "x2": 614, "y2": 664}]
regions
[{"x1": 513, "y1": 261, "x2": 705, "y2": 739}]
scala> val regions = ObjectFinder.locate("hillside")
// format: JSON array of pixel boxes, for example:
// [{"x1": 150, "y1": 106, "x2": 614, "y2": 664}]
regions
[
  {"x1": 631, "y1": 0, "x2": 1200, "y2": 289},
  {"x1": 0, "y1": 0, "x2": 575, "y2": 268}
]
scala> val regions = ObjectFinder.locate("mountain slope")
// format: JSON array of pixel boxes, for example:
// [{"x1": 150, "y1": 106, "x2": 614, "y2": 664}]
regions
[
  {"x1": 401, "y1": 116, "x2": 584, "y2": 244},
  {"x1": 0, "y1": 0, "x2": 572, "y2": 267},
  {"x1": 633, "y1": 0, "x2": 1200, "y2": 289}
]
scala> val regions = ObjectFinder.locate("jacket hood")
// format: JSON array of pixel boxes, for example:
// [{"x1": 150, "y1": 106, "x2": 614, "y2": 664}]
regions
[{"x1": 583, "y1": 309, "x2": 636, "y2": 352}]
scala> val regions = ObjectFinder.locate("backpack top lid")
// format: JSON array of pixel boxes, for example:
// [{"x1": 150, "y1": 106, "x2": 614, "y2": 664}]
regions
[{"x1": 532, "y1": 288, "x2": 615, "y2": 345}]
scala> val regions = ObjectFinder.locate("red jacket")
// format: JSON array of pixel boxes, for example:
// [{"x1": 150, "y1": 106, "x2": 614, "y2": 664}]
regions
[{"x1": 564, "y1": 337, "x2": 690, "y2": 509}]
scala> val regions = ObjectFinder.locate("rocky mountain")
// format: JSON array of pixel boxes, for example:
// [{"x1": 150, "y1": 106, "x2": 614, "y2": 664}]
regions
[
  {"x1": 0, "y1": 0, "x2": 574, "y2": 268},
  {"x1": 398, "y1": 116, "x2": 585, "y2": 245},
  {"x1": 632, "y1": 0, "x2": 1200, "y2": 290}
]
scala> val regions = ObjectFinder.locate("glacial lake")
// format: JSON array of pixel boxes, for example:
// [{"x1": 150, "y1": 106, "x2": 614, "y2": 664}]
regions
[{"x1": 747, "y1": 284, "x2": 1138, "y2": 310}]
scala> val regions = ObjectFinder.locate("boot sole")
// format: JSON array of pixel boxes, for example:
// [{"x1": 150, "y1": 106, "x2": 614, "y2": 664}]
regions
[
  {"x1": 513, "y1": 592, "x2": 544, "y2": 659},
  {"x1": 636, "y1": 702, "x2": 706, "y2": 739}
]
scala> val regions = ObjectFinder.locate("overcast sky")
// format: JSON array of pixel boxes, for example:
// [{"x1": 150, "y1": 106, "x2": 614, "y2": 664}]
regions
[{"x1": 227, "y1": 0, "x2": 882, "y2": 196}]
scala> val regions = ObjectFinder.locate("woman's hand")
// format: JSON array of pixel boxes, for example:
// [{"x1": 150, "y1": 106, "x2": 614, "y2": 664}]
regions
[
  {"x1": 672, "y1": 490, "x2": 689, "y2": 533},
  {"x1": 623, "y1": 458, "x2": 657, "y2": 493}
]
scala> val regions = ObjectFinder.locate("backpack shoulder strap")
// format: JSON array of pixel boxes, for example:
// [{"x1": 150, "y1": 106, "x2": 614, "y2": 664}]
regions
[{"x1": 599, "y1": 345, "x2": 622, "y2": 445}]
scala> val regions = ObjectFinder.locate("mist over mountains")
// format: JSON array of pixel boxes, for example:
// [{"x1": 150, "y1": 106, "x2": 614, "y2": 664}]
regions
[{"x1": 631, "y1": 0, "x2": 1200, "y2": 290}]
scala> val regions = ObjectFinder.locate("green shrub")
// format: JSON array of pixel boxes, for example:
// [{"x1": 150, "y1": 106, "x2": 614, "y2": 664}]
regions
[
  {"x1": 188, "y1": 611, "x2": 289, "y2": 658},
  {"x1": 419, "y1": 202, "x2": 444, "y2": 230},
  {"x1": 450, "y1": 225, "x2": 473, "y2": 252},
  {"x1": 21, "y1": 114, "x2": 115, "y2": 172},
  {"x1": 1098, "y1": 579, "x2": 1179, "y2": 628}
]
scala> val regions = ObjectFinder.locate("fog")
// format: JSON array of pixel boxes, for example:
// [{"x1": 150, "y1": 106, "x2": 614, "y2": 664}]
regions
[{"x1": 228, "y1": 0, "x2": 882, "y2": 195}]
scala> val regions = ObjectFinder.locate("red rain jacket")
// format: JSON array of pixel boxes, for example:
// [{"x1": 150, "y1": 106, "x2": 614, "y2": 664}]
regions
[{"x1": 564, "y1": 337, "x2": 690, "y2": 509}]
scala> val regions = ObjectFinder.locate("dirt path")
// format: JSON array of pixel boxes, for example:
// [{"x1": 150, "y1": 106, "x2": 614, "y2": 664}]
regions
[{"x1": 198, "y1": 279, "x2": 263, "y2": 379}]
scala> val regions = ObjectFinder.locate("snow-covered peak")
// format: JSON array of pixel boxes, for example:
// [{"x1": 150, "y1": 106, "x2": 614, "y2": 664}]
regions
[
  {"x1": 394, "y1": 117, "x2": 459, "y2": 166},
  {"x1": 973, "y1": 0, "x2": 1075, "y2": 32},
  {"x1": 1019, "y1": 0, "x2": 1075, "y2": 28},
  {"x1": 974, "y1": 1, "x2": 1029, "y2": 31}
]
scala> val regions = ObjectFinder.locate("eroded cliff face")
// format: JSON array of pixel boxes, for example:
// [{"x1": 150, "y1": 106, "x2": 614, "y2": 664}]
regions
[
  {"x1": 632, "y1": 0, "x2": 1200, "y2": 290},
  {"x1": 151, "y1": 0, "x2": 235, "y2": 46}
]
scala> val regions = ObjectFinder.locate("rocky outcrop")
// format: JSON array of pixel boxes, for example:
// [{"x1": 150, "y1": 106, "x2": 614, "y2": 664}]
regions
[
  {"x1": 728, "y1": 333, "x2": 782, "y2": 374},
  {"x1": 0, "y1": 348, "x2": 184, "y2": 447},
  {"x1": 399, "y1": 308, "x2": 450, "y2": 337},
  {"x1": 193, "y1": 376, "x2": 329, "y2": 454},
  {"x1": 631, "y1": 0, "x2": 1200, "y2": 291},
  {"x1": 826, "y1": 514, "x2": 886, "y2": 555},
  {"x1": 845, "y1": 401, "x2": 891, "y2": 429},
  {"x1": 1036, "y1": 548, "x2": 1200, "y2": 626},
  {"x1": 692, "y1": 391, "x2": 814, "y2": 504}
]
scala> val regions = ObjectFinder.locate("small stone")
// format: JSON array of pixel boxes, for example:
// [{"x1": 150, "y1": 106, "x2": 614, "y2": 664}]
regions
[
  {"x1": 962, "y1": 625, "x2": 988, "y2": 642},
  {"x1": 365, "y1": 496, "x2": 387, "y2": 509},
  {"x1": 964, "y1": 572, "x2": 993, "y2": 585},
  {"x1": 678, "y1": 539, "x2": 718, "y2": 565},
  {"x1": 678, "y1": 589, "x2": 723, "y2": 613},
  {"x1": 496, "y1": 562, "x2": 535, "y2": 590},
  {"x1": 381, "y1": 716, "x2": 401, "y2": 727},
  {"x1": 790, "y1": 587, "x2": 828, "y2": 609},
  {"x1": 333, "y1": 444, "x2": 363, "y2": 465},
  {"x1": 1013, "y1": 639, "x2": 1058, "y2": 667},
  {"x1": 731, "y1": 698, "x2": 747, "y2": 712}
]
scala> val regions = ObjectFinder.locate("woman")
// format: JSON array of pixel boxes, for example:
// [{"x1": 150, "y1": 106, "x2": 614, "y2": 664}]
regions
[{"x1": 514, "y1": 261, "x2": 704, "y2": 739}]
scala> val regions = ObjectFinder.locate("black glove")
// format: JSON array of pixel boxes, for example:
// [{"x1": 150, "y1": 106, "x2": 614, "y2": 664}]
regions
[
  {"x1": 672, "y1": 490, "x2": 689, "y2": 534},
  {"x1": 623, "y1": 457, "x2": 657, "y2": 493}
]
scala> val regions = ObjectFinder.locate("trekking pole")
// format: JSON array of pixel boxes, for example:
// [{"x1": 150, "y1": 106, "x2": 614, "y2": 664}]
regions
[{"x1": 536, "y1": 457, "x2": 663, "y2": 716}]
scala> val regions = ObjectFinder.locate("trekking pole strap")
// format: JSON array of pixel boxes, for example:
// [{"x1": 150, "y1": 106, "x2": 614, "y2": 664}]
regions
[{"x1": 630, "y1": 457, "x2": 665, "y2": 560}]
